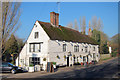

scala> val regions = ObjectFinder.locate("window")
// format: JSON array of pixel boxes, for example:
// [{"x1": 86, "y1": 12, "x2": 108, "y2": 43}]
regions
[
  {"x1": 29, "y1": 43, "x2": 41, "y2": 52},
  {"x1": 93, "y1": 47, "x2": 95, "y2": 51},
  {"x1": 29, "y1": 57, "x2": 40, "y2": 65},
  {"x1": 81, "y1": 49, "x2": 83, "y2": 51},
  {"x1": 35, "y1": 32, "x2": 39, "y2": 39},
  {"x1": 93, "y1": 53, "x2": 96, "y2": 60},
  {"x1": 85, "y1": 46, "x2": 88, "y2": 53},
  {"x1": 20, "y1": 59, "x2": 24, "y2": 65},
  {"x1": 74, "y1": 45, "x2": 79, "y2": 52},
  {"x1": 83, "y1": 56, "x2": 86, "y2": 63},
  {"x1": 63, "y1": 44, "x2": 67, "y2": 52},
  {"x1": 35, "y1": 25, "x2": 37, "y2": 27}
]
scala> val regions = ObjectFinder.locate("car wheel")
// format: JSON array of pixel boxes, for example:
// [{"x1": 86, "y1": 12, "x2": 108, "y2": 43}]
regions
[{"x1": 11, "y1": 69, "x2": 16, "y2": 74}]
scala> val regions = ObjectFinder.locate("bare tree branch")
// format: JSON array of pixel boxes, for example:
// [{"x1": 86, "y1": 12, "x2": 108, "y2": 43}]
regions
[
  {"x1": 0, "y1": 2, "x2": 21, "y2": 60},
  {"x1": 67, "y1": 22, "x2": 73, "y2": 29},
  {"x1": 74, "y1": 19, "x2": 79, "y2": 31},
  {"x1": 80, "y1": 16, "x2": 86, "y2": 34},
  {"x1": 97, "y1": 18, "x2": 103, "y2": 31},
  {"x1": 92, "y1": 16, "x2": 97, "y2": 30}
]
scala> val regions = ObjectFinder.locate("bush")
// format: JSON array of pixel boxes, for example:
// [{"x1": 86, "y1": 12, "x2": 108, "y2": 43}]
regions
[
  {"x1": 29, "y1": 64, "x2": 34, "y2": 67},
  {"x1": 111, "y1": 52, "x2": 117, "y2": 57},
  {"x1": 52, "y1": 62, "x2": 56, "y2": 65}
]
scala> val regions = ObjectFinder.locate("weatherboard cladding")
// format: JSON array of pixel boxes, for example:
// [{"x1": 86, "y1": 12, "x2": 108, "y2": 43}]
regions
[{"x1": 38, "y1": 21, "x2": 98, "y2": 45}]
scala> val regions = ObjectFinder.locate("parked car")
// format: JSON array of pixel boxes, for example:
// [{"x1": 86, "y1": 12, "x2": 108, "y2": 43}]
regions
[{"x1": 0, "y1": 62, "x2": 23, "y2": 74}]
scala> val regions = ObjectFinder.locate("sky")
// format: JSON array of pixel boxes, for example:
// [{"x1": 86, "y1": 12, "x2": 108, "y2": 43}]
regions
[{"x1": 15, "y1": 2, "x2": 118, "y2": 40}]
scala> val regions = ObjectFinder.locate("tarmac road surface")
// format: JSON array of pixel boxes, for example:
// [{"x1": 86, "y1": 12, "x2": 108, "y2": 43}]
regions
[
  {"x1": 38, "y1": 57, "x2": 119, "y2": 78},
  {"x1": 1, "y1": 57, "x2": 119, "y2": 78}
]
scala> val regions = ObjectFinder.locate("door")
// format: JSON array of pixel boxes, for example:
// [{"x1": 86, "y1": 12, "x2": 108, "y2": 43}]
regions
[
  {"x1": 67, "y1": 57, "x2": 69, "y2": 66},
  {"x1": 83, "y1": 56, "x2": 86, "y2": 63},
  {"x1": 87, "y1": 55, "x2": 89, "y2": 63},
  {"x1": 93, "y1": 53, "x2": 96, "y2": 61}
]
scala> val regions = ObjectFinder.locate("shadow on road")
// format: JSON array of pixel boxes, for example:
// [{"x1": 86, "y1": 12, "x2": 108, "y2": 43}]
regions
[{"x1": 38, "y1": 58, "x2": 119, "y2": 78}]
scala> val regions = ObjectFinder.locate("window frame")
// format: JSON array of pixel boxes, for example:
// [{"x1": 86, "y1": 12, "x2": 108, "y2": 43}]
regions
[
  {"x1": 74, "y1": 45, "x2": 79, "y2": 52},
  {"x1": 29, "y1": 43, "x2": 41, "y2": 53},
  {"x1": 93, "y1": 47, "x2": 95, "y2": 51},
  {"x1": 85, "y1": 46, "x2": 88, "y2": 53},
  {"x1": 63, "y1": 44, "x2": 67, "y2": 52},
  {"x1": 34, "y1": 32, "x2": 39, "y2": 39},
  {"x1": 29, "y1": 57, "x2": 40, "y2": 65}
]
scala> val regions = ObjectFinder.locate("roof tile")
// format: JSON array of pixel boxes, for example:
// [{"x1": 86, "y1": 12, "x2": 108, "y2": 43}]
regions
[{"x1": 38, "y1": 21, "x2": 98, "y2": 45}]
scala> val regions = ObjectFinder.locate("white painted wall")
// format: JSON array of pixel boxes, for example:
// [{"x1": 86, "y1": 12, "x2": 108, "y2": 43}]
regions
[
  {"x1": 16, "y1": 21, "x2": 50, "y2": 70},
  {"x1": 16, "y1": 20, "x2": 100, "y2": 71},
  {"x1": 109, "y1": 47, "x2": 112, "y2": 54},
  {"x1": 48, "y1": 40, "x2": 100, "y2": 66}
]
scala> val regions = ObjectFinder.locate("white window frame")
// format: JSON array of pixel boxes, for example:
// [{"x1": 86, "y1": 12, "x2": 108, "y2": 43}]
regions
[
  {"x1": 29, "y1": 43, "x2": 41, "y2": 53},
  {"x1": 35, "y1": 32, "x2": 39, "y2": 39},
  {"x1": 29, "y1": 57, "x2": 40, "y2": 65},
  {"x1": 63, "y1": 44, "x2": 67, "y2": 52},
  {"x1": 74, "y1": 45, "x2": 79, "y2": 52}
]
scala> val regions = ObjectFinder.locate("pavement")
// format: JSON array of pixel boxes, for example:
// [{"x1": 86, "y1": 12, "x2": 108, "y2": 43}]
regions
[{"x1": 0, "y1": 57, "x2": 119, "y2": 79}]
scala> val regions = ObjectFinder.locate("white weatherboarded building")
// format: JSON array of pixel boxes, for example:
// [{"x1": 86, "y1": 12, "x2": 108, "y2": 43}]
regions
[{"x1": 16, "y1": 12, "x2": 100, "y2": 71}]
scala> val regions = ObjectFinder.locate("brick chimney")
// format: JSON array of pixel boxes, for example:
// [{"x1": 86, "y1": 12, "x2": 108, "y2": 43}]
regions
[{"x1": 50, "y1": 12, "x2": 59, "y2": 27}]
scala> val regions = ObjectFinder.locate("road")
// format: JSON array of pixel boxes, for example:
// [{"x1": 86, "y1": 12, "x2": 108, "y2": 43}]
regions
[
  {"x1": 1, "y1": 57, "x2": 119, "y2": 78},
  {"x1": 38, "y1": 57, "x2": 119, "y2": 78}
]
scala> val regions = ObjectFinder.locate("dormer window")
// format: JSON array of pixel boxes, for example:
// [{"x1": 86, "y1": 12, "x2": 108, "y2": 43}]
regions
[
  {"x1": 93, "y1": 47, "x2": 95, "y2": 51},
  {"x1": 63, "y1": 44, "x2": 67, "y2": 52},
  {"x1": 85, "y1": 46, "x2": 88, "y2": 53},
  {"x1": 74, "y1": 45, "x2": 79, "y2": 52},
  {"x1": 35, "y1": 32, "x2": 39, "y2": 39},
  {"x1": 81, "y1": 49, "x2": 83, "y2": 51}
]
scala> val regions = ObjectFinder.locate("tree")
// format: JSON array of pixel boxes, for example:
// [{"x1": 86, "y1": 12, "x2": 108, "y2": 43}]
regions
[
  {"x1": 0, "y1": 1, "x2": 2, "y2": 60},
  {"x1": 110, "y1": 33, "x2": 120, "y2": 44},
  {"x1": 91, "y1": 29, "x2": 109, "y2": 54},
  {"x1": 16, "y1": 36, "x2": 24, "y2": 53},
  {"x1": 80, "y1": 16, "x2": 86, "y2": 34},
  {"x1": 97, "y1": 18, "x2": 103, "y2": 31},
  {"x1": 74, "y1": 19, "x2": 79, "y2": 31},
  {"x1": 82, "y1": 16, "x2": 86, "y2": 34},
  {"x1": 110, "y1": 33, "x2": 120, "y2": 56},
  {"x1": 89, "y1": 21, "x2": 91, "y2": 29},
  {"x1": 92, "y1": 16, "x2": 97, "y2": 30},
  {"x1": 67, "y1": 22, "x2": 73, "y2": 29},
  {"x1": 1, "y1": 2, "x2": 21, "y2": 60},
  {"x1": 92, "y1": 29, "x2": 101, "y2": 44},
  {"x1": 91, "y1": 17, "x2": 103, "y2": 39},
  {"x1": 79, "y1": 16, "x2": 82, "y2": 31},
  {"x1": 91, "y1": 16, "x2": 105, "y2": 54},
  {"x1": 4, "y1": 34, "x2": 18, "y2": 63},
  {"x1": 3, "y1": 34, "x2": 24, "y2": 64},
  {"x1": 101, "y1": 41, "x2": 109, "y2": 54},
  {"x1": 6, "y1": 35, "x2": 18, "y2": 53}
]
